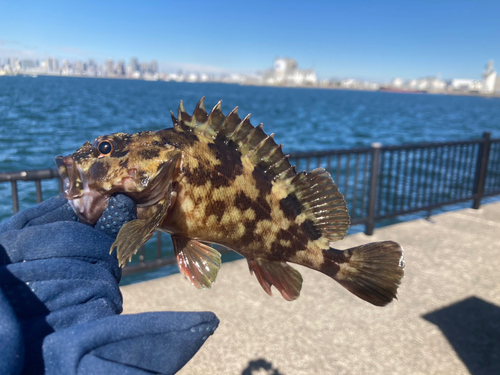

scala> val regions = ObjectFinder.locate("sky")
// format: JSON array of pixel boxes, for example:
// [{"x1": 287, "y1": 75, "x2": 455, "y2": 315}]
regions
[{"x1": 0, "y1": 0, "x2": 499, "y2": 82}]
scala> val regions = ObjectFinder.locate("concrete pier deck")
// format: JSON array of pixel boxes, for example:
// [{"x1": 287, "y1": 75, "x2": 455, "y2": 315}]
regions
[{"x1": 121, "y1": 202, "x2": 500, "y2": 375}]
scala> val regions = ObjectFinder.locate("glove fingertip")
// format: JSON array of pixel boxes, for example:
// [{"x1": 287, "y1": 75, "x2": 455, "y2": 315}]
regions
[{"x1": 94, "y1": 195, "x2": 136, "y2": 239}]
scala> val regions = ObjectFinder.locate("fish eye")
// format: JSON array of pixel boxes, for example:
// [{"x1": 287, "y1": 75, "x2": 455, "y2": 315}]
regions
[{"x1": 97, "y1": 140, "x2": 113, "y2": 156}]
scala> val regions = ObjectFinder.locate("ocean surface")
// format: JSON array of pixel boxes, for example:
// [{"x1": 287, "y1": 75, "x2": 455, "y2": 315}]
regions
[{"x1": 1, "y1": 76, "x2": 500, "y2": 282}]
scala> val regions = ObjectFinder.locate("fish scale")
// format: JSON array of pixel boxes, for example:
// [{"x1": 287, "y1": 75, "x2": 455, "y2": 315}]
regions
[{"x1": 55, "y1": 98, "x2": 404, "y2": 306}]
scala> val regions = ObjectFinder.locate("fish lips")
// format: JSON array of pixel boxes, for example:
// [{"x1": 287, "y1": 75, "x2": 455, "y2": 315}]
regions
[{"x1": 54, "y1": 155, "x2": 109, "y2": 225}]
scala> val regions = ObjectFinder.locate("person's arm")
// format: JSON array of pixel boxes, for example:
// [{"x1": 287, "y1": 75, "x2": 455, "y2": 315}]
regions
[{"x1": 0, "y1": 194, "x2": 218, "y2": 375}]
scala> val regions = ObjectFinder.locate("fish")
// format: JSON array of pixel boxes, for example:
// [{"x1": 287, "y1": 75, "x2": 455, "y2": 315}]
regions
[{"x1": 55, "y1": 98, "x2": 404, "y2": 306}]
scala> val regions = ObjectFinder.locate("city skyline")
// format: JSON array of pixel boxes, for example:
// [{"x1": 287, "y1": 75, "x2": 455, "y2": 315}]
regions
[
  {"x1": 1, "y1": 0, "x2": 499, "y2": 82},
  {"x1": 2, "y1": 55, "x2": 498, "y2": 96}
]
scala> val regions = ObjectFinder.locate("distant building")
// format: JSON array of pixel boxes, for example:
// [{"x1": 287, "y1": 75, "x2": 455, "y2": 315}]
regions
[
  {"x1": 47, "y1": 58, "x2": 59, "y2": 73},
  {"x1": 263, "y1": 58, "x2": 317, "y2": 86},
  {"x1": 20, "y1": 59, "x2": 36, "y2": 70},
  {"x1": 451, "y1": 79, "x2": 477, "y2": 91},
  {"x1": 105, "y1": 59, "x2": 115, "y2": 76},
  {"x1": 116, "y1": 60, "x2": 125, "y2": 76},
  {"x1": 87, "y1": 59, "x2": 97, "y2": 76},
  {"x1": 150, "y1": 60, "x2": 158, "y2": 74},
  {"x1": 482, "y1": 61, "x2": 497, "y2": 94},
  {"x1": 129, "y1": 58, "x2": 139, "y2": 73},
  {"x1": 391, "y1": 78, "x2": 404, "y2": 88},
  {"x1": 61, "y1": 59, "x2": 70, "y2": 75},
  {"x1": 72, "y1": 61, "x2": 86, "y2": 75},
  {"x1": 407, "y1": 76, "x2": 446, "y2": 91}
]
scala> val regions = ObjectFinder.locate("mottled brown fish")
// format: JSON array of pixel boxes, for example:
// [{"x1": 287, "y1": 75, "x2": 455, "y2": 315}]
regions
[{"x1": 55, "y1": 98, "x2": 404, "y2": 306}]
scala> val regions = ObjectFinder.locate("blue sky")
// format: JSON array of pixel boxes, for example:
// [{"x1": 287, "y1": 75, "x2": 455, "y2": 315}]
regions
[{"x1": 0, "y1": 0, "x2": 499, "y2": 82}]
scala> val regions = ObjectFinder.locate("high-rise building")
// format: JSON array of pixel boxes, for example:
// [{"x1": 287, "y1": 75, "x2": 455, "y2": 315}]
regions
[
  {"x1": 47, "y1": 57, "x2": 59, "y2": 72},
  {"x1": 20, "y1": 59, "x2": 36, "y2": 70},
  {"x1": 140, "y1": 62, "x2": 149, "y2": 74},
  {"x1": 86, "y1": 59, "x2": 96, "y2": 76},
  {"x1": 72, "y1": 61, "x2": 85, "y2": 74},
  {"x1": 150, "y1": 60, "x2": 158, "y2": 74},
  {"x1": 106, "y1": 59, "x2": 115, "y2": 76},
  {"x1": 10, "y1": 58, "x2": 21, "y2": 71},
  {"x1": 129, "y1": 58, "x2": 139, "y2": 73},
  {"x1": 116, "y1": 60, "x2": 125, "y2": 76},
  {"x1": 61, "y1": 59, "x2": 70, "y2": 73}
]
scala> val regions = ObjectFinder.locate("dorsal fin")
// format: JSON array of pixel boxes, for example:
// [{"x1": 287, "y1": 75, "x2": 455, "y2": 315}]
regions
[
  {"x1": 171, "y1": 98, "x2": 296, "y2": 182},
  {"x1": 290, "y1": 168, "x2": 350, "y2": 242},
  {"x1": 169, "y1": 99, "x2": 350, "y2": 245}
]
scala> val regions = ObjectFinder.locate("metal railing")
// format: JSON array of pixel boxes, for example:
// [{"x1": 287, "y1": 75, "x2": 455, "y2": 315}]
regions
[{"x1": 1, "y1": 132, "x2": 499, "y2": 275}]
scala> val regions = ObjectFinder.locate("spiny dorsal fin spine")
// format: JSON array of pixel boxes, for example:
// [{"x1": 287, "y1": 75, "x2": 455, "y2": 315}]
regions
[
  {"x1": 239, "y1": 121, "x2": 261, "y2": 146},
  {"x1": 170, "y1": 111, "x2": 177, "y2": 126},
  {"x1": 177, "y1": 101, "x2": 193, "y2": 132},
  {"x1": 239, "y1": 123, "x2": 267, "y2": 155},
  {"x1": 263, "y1": 142, "x2": 281, "y2": 161},
  {"x1": 230, "y1": 114, "x2": 253, "y2": 147},
  {"x1": 264, "y1": 155, "x2": 292, "y2": 178},
  {"x1": 193, "y1": 97, "x2": 208, "y2": 125},
  {"x1": 247, "y1": 130, "x2": 272, "y2": 157},
  {"x1": 216, "y1": 107, "x2": 241, "y2": 141},
  {"x1": 278, "y1": 166, "x2": 296, "y2": 180},
  {"x1": 205, "y1": 101, "x2": 225, "y2": 137},
  {"x1": 250, "y1": 136, "x2": 276, "y2": 162},
  {"x1": 258, "y1": 135, "x2": 276, "y2": 156}
]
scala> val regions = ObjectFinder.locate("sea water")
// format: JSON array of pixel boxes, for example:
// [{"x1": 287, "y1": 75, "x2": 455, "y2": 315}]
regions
[{"x1": 1, "y1": 76, "x2": 499, "y2": 282}]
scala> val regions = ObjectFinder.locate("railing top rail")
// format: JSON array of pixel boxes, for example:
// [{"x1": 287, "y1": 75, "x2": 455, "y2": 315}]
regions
[
  {"x1": 289, "y1": 137, "x2": 491, "y2": 159},
  {"x1": 381, "y1": 139, "x2": 483, "y2": 151},
  {"x1": 290, "y1": 146, "x2": 372, "y2": 158},
  {"x1": 0, "y1": 168, "x2": 59, "y2": 182}
]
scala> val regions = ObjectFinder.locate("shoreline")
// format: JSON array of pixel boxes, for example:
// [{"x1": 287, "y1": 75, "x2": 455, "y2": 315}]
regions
[{"x1": 2, "y1": 72, "x2": 500, "y2": 99}]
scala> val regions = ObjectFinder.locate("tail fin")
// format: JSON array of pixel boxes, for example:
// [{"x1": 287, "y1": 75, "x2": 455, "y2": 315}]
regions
[{"x1": 321, "y1": 241, "x2": 404, "y2": 306}]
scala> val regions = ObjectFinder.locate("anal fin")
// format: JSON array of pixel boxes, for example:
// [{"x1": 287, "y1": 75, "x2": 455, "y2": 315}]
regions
[
  {"x1": 247, "y1": 259, "x2": 303, "y2": 301},
  {"x1": 172, "y1": 235, "x2": 221, "y2": 290}
]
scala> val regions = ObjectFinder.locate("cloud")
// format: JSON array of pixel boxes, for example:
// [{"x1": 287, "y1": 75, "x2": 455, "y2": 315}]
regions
[
  {"x1": 0, "y1": 40, "x2": 21, "y2": 45},
  {"x1": 0, "y1": 46, "x2": 39, "y2": 59},
  {"x1": 0, "y1": 43, "x2": 93, "y2": 62}
]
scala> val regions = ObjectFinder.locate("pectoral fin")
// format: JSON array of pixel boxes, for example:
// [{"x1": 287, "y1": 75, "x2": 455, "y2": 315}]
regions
[
  {"x1": 111, "y1": 153, "x2": 181, "y2": 267},
  {"x1": 172, "y1": 235, "x2": 221, "y2": 290},
  {"x1": 111, "y1": 193, "x2": 176, "y2": 267}
]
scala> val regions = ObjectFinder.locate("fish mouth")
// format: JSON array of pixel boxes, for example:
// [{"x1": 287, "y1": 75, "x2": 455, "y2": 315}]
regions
[{"x1": 55, "y1": 155, "x2": 109, "y2": 225}]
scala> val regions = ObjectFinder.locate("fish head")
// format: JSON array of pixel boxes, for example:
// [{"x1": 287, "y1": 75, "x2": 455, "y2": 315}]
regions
[{"x1": 55, "y1": 131, "x2": 179, "y2": 224}]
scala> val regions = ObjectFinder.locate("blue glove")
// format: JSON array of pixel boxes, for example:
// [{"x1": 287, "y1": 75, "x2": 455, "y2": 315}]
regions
[{"x1": 0, "y1": 194, "x2": 218, "y2": 375}]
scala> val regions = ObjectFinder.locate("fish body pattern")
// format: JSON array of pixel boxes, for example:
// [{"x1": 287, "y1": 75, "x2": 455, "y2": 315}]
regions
[{"x1": 55, "y1": 98, "x2": 404, "y2": 306}]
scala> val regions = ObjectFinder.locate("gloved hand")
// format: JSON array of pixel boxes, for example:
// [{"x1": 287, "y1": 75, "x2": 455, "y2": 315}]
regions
[{"x1": 0, "y1": 194, "x2": 218, "y2": 375}]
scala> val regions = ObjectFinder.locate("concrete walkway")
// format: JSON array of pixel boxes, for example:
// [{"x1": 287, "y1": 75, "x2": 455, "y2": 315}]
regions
[{"x1": 121, "y1": 202, "x2": 500, "y2": 375}]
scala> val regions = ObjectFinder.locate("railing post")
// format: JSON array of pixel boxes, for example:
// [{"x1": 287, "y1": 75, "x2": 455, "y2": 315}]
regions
[
  {"x1": 365, "y1": 142, "x2": 382, "y2": 235},
  {"x1": 472, "y1": 132, "x2": 491, "y2": 209},
  {"x1": 11, "y1": 181, "x2": 19, "y2": 214},
  {"x1": 35, "y1": 179, "x2": 43, "y2": 203}
]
